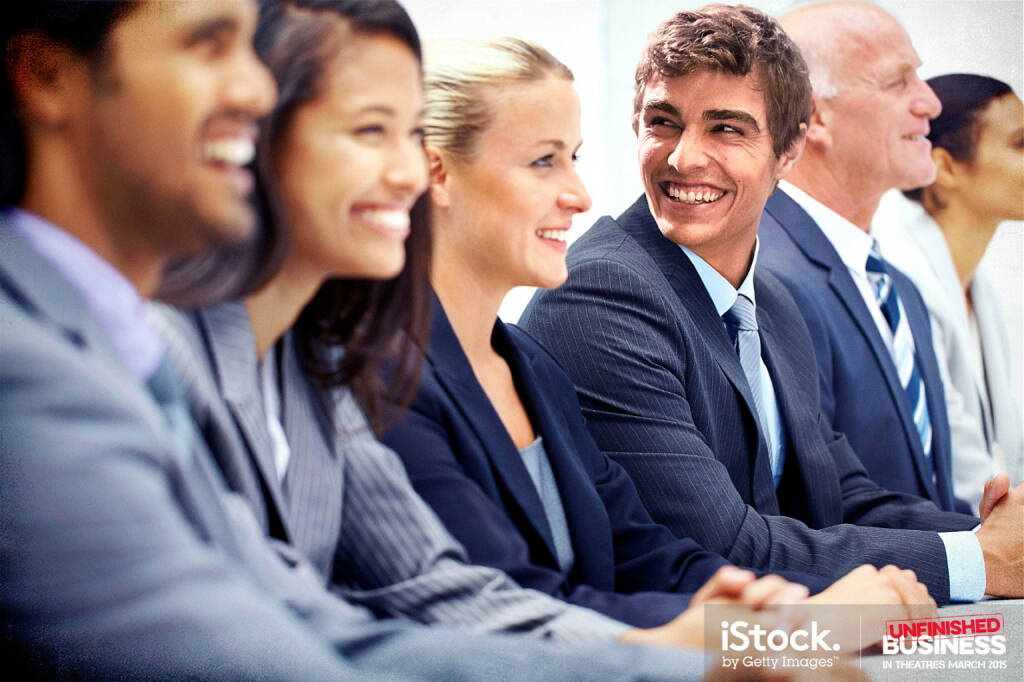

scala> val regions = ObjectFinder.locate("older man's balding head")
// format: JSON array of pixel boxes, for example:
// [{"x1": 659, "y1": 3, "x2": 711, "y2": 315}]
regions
[{"x1": 780, "y1": 2, "x2": 941, "y2": 215}]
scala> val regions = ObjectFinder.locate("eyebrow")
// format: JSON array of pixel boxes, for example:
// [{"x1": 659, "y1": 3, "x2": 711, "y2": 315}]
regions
[
  {"x1": 704, "y1": 109, "x2": 760, "y2": 132},
  {"x1": 184, "y1": 17, "x2": 238, "y2": 46},
  {"x1": 643, "y1": 100, "x2": 761, "y2": 132},
  {"x1": 354, "y1": 105, "x2": 427, "y2": 119},
  {"x1": 357, "y1": 105, "x2": 398, "y2": 116},
  {"x1": 643, "y1": 99, "x2": 681, "y2": 118}
]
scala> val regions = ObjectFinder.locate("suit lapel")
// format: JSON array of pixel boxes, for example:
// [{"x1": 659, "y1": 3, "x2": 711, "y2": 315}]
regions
[
  {"x1": 0, "y1": 224, "x2": 121, "y2": 366},
  {"x1": 893, "y1": 266, "x2": 949, "y2": 504},
  {"x1": 758, "y1": 313, "x2": 840, "y2": 527},
  {"x1": 427, "y1": 298, "x2": 560, "y2": 560},
  {"x1": 765, "y1": 191, "x2": 937, "y2": 494},
  {"x1": 618, "y1": 200, "x2": 773, "y2": 484},
  {"x1": 278, "y1": 331, "x2": 344, "y2": 575},
  {"x1": 496, "y1": 324, "x2": 614, "y2": 586},
  {"x1": 198, "y1": 303, "x2": 294, "y2": 541},
  {"x1": 0, "y1": 223, "x2": 252, "y2": 561}
]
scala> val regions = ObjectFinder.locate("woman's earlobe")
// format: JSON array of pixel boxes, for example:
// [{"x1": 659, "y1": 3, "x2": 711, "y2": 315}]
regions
[
  {"x1": 931, "y1": 147, "x2": 957, "y2": 188},
  {"x1": 425, "y1": 146, "x2": 451, "y2": 208}
]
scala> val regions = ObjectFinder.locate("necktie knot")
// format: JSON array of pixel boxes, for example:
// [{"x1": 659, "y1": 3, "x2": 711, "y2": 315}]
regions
[
  {"x1": 723, "y1": 294, "x2": 757, "y2": 332},
  {"x1": 865, "y1": 241, "x2": 887, "y2": 276}
]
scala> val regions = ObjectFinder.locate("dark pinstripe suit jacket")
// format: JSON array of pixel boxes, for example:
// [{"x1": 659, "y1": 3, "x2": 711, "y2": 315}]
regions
[
  {"x1": 154, "y1": 302, "x2": 630, "y2": 643},
  {"x1": 758, "y1": 189, "x2": 969, "y2": 514},
  {"x1": 520, "y1": 196, "x2": 978, "y2": 605}
]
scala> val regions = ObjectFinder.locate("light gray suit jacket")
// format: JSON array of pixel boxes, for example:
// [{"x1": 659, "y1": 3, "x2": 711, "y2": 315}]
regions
[
  {"x1": 878, "y1": 201, "x2": 1024, "y2": 507},
  {"x1": 0, "y1": 223, "x2": 701, "y2": 680},
  {"x1": 153, "y1": 301, "x2": 635, "y2": 641}
]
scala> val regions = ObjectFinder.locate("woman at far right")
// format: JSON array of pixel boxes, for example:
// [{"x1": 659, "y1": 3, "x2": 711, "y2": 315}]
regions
[{"x1": 879, "y1": 74, "x2": 1023, "y2": 510}]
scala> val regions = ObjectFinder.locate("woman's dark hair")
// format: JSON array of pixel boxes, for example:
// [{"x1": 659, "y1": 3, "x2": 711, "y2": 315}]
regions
[
  {"x1": 2, "y1": 1, "x2": 139, "y2": 205},
  {"x1": 256, "y1": 0, "x2": 429, "y2": 435},
  {"x1": 904, "y1": 74, "x2": 1014, "y2": 204}
]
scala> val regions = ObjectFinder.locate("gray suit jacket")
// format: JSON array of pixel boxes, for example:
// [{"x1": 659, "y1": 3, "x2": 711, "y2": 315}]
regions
[
  {"x1": 153, "y1": 301, "x2": 632, "y2": 641},
  {"x1": 0, "y1": 223, "x2": 701, "y2": 681}
]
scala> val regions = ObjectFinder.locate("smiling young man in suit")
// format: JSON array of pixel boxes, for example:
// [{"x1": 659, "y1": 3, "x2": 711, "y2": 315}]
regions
[
  {"x1": 757, "y1": 1, "x2": 969, "y2": 515},
  {"x1": 521, "y1": 4, "x2": 1024, "y2": 604}
]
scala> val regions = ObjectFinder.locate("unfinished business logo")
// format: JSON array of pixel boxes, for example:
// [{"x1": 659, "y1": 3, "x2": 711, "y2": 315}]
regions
[
  {"x1": 883, "y1": 612, "x2": 1006, "y2": 655},
  {"x1": 881, "y1": 612, "x2": 1007, "y2": 666}
]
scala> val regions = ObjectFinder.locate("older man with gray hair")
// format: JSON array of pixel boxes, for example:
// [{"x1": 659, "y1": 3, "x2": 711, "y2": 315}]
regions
[{"x1": 758, "y1": 0, "x2": 1023, "y2": 601}]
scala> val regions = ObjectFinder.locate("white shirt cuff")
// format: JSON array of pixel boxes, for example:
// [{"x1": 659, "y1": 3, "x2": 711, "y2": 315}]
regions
[{"x1": 939, "y1": 529, "x2": 986, "y2": 602}]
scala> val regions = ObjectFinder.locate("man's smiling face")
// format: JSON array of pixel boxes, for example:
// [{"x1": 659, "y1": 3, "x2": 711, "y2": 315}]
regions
[{"x1": 636, "y1": 68, "x2": 801, "y2": 268}]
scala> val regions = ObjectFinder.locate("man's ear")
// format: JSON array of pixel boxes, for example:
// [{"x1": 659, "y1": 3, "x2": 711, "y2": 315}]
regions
[
  {"x1": 775, "y1": 122, "x2": 808, "y2": 181},
  {"x1": 425, "y1": 145, "x2": 452, "y2": 208},
  {"x1": 7, "y1": 32, "x2": 89, "y2": 129},
  {"x1": 803, "y1": 95, "x2": 832, "y2": 151}
]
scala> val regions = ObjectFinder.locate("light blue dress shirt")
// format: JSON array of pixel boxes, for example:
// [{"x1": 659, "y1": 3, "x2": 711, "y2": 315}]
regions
[
  {"x1": 679, "y1": 241, "x2": 787, "y2": 488},
  {"x1": 3, "y1": 207, "x2": 164, "y2": 381}
]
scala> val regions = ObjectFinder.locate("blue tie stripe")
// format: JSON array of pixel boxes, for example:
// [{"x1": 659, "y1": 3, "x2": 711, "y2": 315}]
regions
[{"x1": 866, "y1": 244, "x2": 934, "y2": 473}]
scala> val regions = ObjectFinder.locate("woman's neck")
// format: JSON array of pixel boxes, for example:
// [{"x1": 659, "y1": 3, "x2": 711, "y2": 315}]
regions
[
  {"x1": 430, "y1": 241, "x2": 507, "y2": 365},
  {"x1": 245, "y1": 257, "x2": 325, "y2": 359},
  {"x1": 928, "y1": 201, "x2": 1000, "y2": 292}
]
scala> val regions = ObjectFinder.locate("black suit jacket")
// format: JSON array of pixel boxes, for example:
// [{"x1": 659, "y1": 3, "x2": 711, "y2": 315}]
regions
[
  {"x1": 759, "y1": 188, "x2": 968, "y2": 513},
  {"x1": 384, "y1": 298, "x2": 829, "y2": 627},
  {"x1": 520, "y1": 196, "x2": 978, "y2": 604}
]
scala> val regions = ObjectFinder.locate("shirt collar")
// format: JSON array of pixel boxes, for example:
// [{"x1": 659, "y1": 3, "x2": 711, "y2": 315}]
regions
[
  {"x1": 2, "y1": 207, "x2": 164, "y2": 380},
  {"x1": 778, "y1": 180, "x2": 874, "y2": 276},
  {"x1": 678, "y1": 238, "x2": 760, "y2": 317}
]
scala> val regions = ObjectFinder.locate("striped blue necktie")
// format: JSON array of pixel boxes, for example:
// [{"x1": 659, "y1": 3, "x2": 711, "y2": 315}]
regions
[
  {"x1": 865, "y1": 243, "x2": 934, "y2": 476},
  {"x1": 723, "y1": 294, "x2": 778, "y2": 477}
]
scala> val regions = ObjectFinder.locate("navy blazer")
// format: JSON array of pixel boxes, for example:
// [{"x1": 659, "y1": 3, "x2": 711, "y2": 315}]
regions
[
  {"x1": 383, "y1": 299, "x2": 828, "y2": 628},
  {"x1": 758, "y1": 189, "x2": 969, "y2": 514},
  {"x1": 520, "y1": 196, "x2": 979, "y2": 605}
]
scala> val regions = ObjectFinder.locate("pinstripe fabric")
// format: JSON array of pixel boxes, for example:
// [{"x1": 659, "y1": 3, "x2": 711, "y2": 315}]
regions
[
  {"x1": 153, "y1": 302, "x2": 628, "y2": 643},
  {"x1": 520, "y1": 196, "x2": 979, "y2": 605}
]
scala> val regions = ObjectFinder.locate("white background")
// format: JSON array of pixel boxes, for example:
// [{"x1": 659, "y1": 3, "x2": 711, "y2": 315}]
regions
[{"x1": 401, "y1": 0, "x2": 1023, "y2": 401}]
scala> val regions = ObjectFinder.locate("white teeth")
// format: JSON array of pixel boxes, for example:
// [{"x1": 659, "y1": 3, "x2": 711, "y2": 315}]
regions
[
  {"x1": 536, "y1": 229, "x2": 568, "y2": 242},
  {"x1": 201, "y1": 138, "x2": 255, "y2": 167},
  {"x1": 666, "y1": 185, "x2": 724, "y2": 204},
  {"x1": 358, "y1": 208, "x2": 410, "y2": 229}
]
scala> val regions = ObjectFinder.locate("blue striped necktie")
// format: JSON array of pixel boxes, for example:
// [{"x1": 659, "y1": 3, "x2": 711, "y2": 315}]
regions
[
  {"x1": 865, "y1": 243, "x2": 934, "y2": 476},
  {"x1": 723, "y1": 294, "x2": 778, "y2": 476}
]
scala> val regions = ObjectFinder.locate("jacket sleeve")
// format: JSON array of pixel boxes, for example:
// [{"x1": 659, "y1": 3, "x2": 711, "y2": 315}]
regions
[{"x1": 329, "y1": 389, "x2": 632, "y2": 640}]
